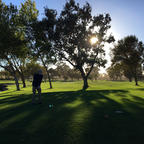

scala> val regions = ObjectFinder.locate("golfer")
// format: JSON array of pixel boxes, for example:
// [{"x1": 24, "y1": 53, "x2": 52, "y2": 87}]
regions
[{"x1": 32, "y1": 69, "x2": 43, "y2": 104}]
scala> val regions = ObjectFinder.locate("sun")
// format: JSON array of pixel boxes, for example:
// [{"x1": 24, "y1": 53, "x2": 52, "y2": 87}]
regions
[{"x1": 90, "y1": 37, "x2": 98, "y2": 45}]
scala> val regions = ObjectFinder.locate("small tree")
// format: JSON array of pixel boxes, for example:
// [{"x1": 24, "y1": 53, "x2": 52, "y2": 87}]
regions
[
  {"x1": 107, "y1": 63, "x2": 124, "y2": 81},
  {"x1": 55, "y1": 0, "x2": 114, "y2": 90},
  {"x1": 55, "y1": 62, "x2": 72, "y2": 81},
  {"x1": 0, "y1": 70, "x2": 12, "y2": 80},
  {"x1": 25, "y1": 61, "x2": 42, "y2": 78}
]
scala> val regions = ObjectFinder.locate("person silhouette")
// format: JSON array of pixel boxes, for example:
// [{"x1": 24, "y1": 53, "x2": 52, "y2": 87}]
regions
[{"x1": 32, "y1": 69, "x2": 43, "y2": 104}]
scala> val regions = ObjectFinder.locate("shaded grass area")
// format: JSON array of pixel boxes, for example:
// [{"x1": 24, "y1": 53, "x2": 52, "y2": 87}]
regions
[{"x1": 0, "y1": 81, "x2": 144, "y2": 144}]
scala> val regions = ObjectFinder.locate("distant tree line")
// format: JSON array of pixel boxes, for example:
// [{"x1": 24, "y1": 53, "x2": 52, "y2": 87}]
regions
[
  {"x1": 0, "y1": 0, "x2": 144, "y2": 91},
  {"x1": 0, "y1": 61, "x2": 99, "y2": 81}
]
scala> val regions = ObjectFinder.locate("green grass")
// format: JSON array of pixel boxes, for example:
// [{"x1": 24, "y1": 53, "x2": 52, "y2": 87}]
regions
[{"x1": 0, "y1": 80, "x2": 144, "y2": 144}]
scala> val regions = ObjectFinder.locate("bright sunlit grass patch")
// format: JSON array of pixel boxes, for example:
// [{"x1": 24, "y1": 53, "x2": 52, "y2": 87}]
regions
[{"x1": 64, "y1": 98, "x2": 83, "y2": 108}]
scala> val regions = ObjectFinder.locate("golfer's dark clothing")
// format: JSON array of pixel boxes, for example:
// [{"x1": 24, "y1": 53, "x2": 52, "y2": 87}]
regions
[{"x1": 32, "y1": 74, "x2": 43, "y2": 87}]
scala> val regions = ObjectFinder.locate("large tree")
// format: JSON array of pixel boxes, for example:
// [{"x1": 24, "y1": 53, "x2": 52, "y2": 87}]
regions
[
  {"x1": 55, "y1": 0, "x2": 114, "y2": 90},
  {"x1": 30, "y1": 8, "x2": 57, "y2": 89},
  {"x1": 112, "y1": 35, "x2": 144, "y2": 86},
  {"x1": 17, "y1": 0, "x2": 39, "y2": 87},
  {"x1": 0, "y1": 0, "x2": 38, "y2": 90},
  {"x1": 0, "y1": 1, "x2": 27, "y2": 90}
]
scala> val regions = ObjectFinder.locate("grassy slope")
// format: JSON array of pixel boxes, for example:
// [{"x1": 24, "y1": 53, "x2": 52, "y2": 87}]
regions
[{"x1": 0, "y1": 80, "x2": 144, "y2": 144}]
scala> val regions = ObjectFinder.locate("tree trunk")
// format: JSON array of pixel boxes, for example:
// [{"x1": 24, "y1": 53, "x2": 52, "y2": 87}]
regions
[
  {"x1": 128, "y1": 77, "x2": 132, "y2": 82},
  {"x1": 10, "y1": 66, "x2": 20, "y2": 91},
  {"x1": 46, "y1": 70, "x2": 52, "y2": 89},
  {"x1": 13, "y1": 73, "x2": 20, "y2": 91},
  {"x1": 40, "y1": 57, "x2": 53, "y2": 89},
  {"x1": 79, "y1": 67, "x2": 89, "y2": 90},
  {"x1": 20, "y1": 73, "x2": 26, "y2": 88},
  {"x1": 134, "y1": 76, "x2": 138, "y2": 86},
  {"x1": 133, "y1": 68, "x2": 138, "y2": 86},
  {"x1": 82, "y1": 76, "x2": 88, "y2": 90}
]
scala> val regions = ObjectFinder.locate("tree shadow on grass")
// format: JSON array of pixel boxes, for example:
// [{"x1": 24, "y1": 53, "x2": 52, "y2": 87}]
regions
[
  {"x1": 0, "y1": 90, "x2": 144, "y2": 144},
  {"x1": 134, "y1": 88, "x2": 144, "y2": 91},
  {"x1": 80, "y1": 91, "x2": 144, "y2": 144}
]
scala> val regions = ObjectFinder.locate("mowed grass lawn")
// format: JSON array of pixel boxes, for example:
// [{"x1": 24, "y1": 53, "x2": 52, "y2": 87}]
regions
[{"x1": 0, "y1": 80, "x2": 144, "y2": 144}]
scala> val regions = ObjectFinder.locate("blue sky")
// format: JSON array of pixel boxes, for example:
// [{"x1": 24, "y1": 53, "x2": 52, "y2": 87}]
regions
[
  {"x1": 2, "y1": 0, "x2": 144, "y2": 72},
  {"x1": 3, "y1": 0, "x2": 144, "y2": 42}
]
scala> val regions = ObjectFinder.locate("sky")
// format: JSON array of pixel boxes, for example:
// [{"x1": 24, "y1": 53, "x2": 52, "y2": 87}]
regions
[{"x1": 2, "y1": 0, "x2": 144, "y2": 73}]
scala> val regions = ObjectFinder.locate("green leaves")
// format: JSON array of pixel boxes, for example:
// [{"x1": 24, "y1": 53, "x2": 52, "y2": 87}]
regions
[
  {"x1": 55, "y1": 0, "x2": 113, "y2": 75},
  {"x1": 19, "y1": 0, "x2": 38, "y2": 25},
  {"x1": 112, "y1": 35, "x2": 144, "y2": 85},
  {"x1": 112, "y1": 35, "x2": 144, "y2": 65},
  {"x1": 0, "y1": 2, "x2": 24, "y2": 57}
]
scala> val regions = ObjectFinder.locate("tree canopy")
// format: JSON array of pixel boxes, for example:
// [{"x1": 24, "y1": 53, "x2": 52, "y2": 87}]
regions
[{"x1": 112, "y1": 35, "x2": 144, "y2": 85}]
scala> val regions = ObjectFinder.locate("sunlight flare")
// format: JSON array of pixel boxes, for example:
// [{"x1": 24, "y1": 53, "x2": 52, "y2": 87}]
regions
[{"x1": 90, "y1": 37, "x2": 98, "y2": 45}]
